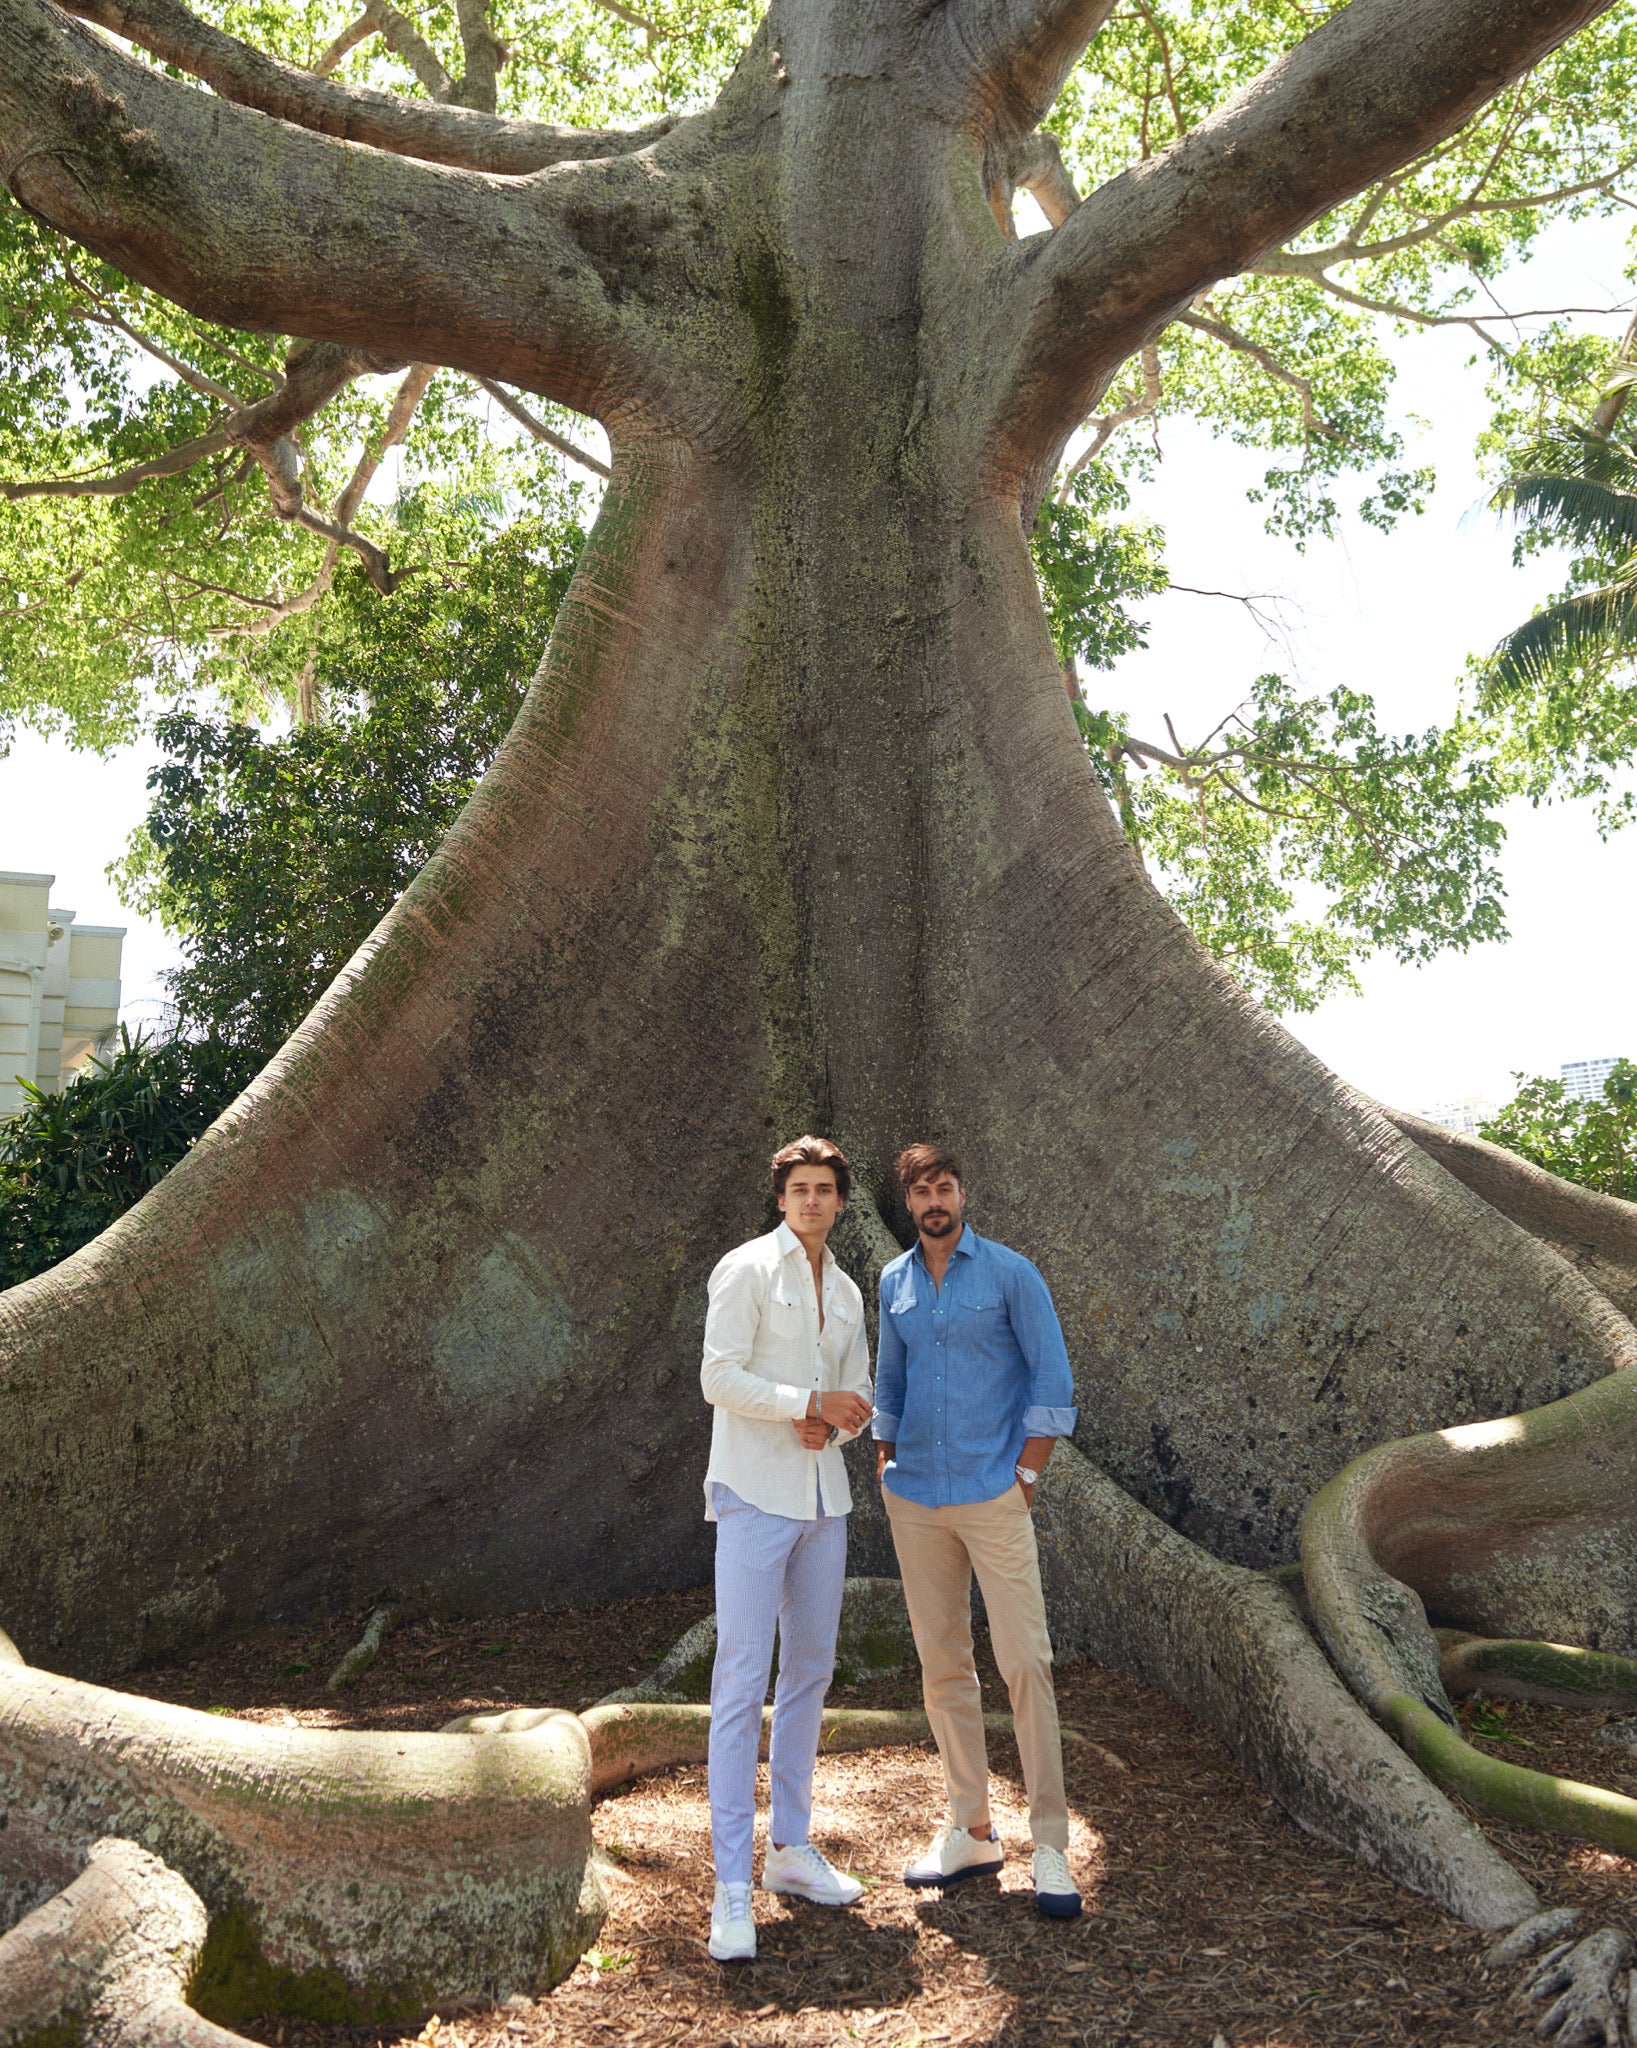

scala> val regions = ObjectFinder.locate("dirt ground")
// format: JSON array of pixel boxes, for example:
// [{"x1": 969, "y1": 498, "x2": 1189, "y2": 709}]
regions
[{"x1": 132, "y1": 1592, "x2": 1637, "y2": 2048}]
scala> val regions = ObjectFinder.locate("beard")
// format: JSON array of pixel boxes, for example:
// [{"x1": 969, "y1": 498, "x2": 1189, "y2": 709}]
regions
[{"x1": 919, "y1": 1211, "x2": 957, "y2": 1237}]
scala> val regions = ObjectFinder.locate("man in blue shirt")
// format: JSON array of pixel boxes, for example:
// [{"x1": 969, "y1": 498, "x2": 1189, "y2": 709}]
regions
[{"x1": 873, "y1": 1143, "x2": 1082, "y2": 1919}]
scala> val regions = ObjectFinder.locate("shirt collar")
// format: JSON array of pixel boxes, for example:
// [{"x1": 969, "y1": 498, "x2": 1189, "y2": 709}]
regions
[
  {"x1": 775, "y1": 1219, "x2": 834, "y2": 1266},
  {"x1": 912, "y1": 1223, "x2": 978, "y2": 1268}
]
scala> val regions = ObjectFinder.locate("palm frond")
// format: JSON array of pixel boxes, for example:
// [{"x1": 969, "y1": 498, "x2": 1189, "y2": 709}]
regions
[
  {"x1": 1492, "y1": 577, "x2": 1637, "y2": 689},
  {"x1": 1497, "y1": 469, "x2": 1637, "y2": 557}
]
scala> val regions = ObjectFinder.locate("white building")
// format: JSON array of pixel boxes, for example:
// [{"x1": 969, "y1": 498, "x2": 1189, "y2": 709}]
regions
[
  {"x1": 0, "y1": 871, "x2": 125, "y2": 1121},
  {"x1": 1561, "y1": 1057, "x2": 1619, "y2": 1103},
  {"x1": 1412, "y1": 1097, "x2": 1499, "y2": 1137}
]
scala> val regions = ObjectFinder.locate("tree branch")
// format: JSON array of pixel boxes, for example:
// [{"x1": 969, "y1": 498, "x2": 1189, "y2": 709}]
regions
[
  {"x1": 451, "y1": 0, "x2": 506, "y2": 112},
  {"x1": 995, "y1": 0, "x2": 1619, "y2": 477},
  {"x1": 214, "y1": 360, "x2": 435, "y2": 632},
  {"x1": 586, "y1": 0, "x2": 663, "y2": 44},
  {"x1": 366, "y1": 0, "x2": 453, "y2": 100},
  {"x1": 313, "y1": 9, "x2": 374, "y2": 77},
  {"x1": 1058, "y1": 343, "x2": 1161, "y2": 491},
  {"x1": 1179, "y1": 310, "x2": 1340, "y2": 440},
  {"x1": 57, "y1": 254, "x2": 242, "y2": 405},
  {"x1": 1265, "y1": 267, "x2": 1624, "y2": 350},
  {"x1": 1007, "y1": 129, "x2": 1082, "y2": 229},
  {"x1": 0, "y1": 425, "x2": 231, "y2": 499},
  {"x1": 474, "y1": 377, "x2": 611, "y2": 478},
  {"x1": 51, "y1": 0, "x2": 674, "y2": 174},
  {"x1": 943, "y1": 0, "x2": 1119, "y2": 148},
  {"x1": 1, "y1": 344, "x2": 424, "y2": 608},
  {"x1": 1261, "y1": 163, "x2": 1637, "y2": 276},
  {"x1": 0, "y1": 3, "x2": 652, "y2": 415}
]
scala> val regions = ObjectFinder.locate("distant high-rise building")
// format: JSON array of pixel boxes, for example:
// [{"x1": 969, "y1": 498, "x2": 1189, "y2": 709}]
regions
[
  {"x1": 1562, "y1": 1057, "x2": 1619, "y2": 1102},
  {"x1": 1, "y1": 871, "x2": 125, "y2": 1121}
]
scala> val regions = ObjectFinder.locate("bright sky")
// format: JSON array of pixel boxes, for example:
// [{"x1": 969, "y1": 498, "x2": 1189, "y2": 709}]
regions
[
  {"x1": 1, "y1": 214, "x2": 1634, "y2": 1112},
  {"x1": 1075, "y1": 207, "x2": 1637, "y2": 1115}
]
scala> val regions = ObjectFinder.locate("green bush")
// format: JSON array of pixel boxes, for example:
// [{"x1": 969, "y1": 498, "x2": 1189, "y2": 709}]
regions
[
  {"x1": 0, "y1": 1031, "x2": 258, "y2": 1287},
  {"x1": 1479, "y1": 1059, "x2": 1637, "y2": 1201}
]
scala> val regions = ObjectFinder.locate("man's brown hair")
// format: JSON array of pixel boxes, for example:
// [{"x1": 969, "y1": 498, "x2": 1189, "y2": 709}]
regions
[
  {"x1": 895, "y1": 1143, "x2": 963, "y2": 1191},
  {"x1": 771, "y1": 1134, "x2": 852, "y2": 1204}
]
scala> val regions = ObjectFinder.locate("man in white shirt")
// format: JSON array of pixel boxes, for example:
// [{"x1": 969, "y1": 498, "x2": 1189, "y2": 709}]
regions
[{"x1": 700, "y1": 1135, "x2": 874, "y2": 1963}]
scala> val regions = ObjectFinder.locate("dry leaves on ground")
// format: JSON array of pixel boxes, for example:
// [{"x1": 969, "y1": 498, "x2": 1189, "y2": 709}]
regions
[{"x1": 134, "y1": 1592, "x2": 1635, "y2": 2047}]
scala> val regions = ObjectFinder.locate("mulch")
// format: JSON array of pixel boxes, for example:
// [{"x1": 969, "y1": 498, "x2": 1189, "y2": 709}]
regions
[{"x1": 129, "y1": 1594, "x2": 1637, "y2": 2048}]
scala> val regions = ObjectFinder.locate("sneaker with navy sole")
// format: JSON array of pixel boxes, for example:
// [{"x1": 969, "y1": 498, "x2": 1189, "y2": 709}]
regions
[
  {"x1": 903, "y1": 1824, "x2": 1004, "y2": 1889},
  {"x1": 1032, "y1": 1844, "x2": 1082, "y2": 1919}
]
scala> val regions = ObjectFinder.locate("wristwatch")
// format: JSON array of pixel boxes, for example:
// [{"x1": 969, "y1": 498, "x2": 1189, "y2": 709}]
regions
[{"x1": 1015, "y1": 1464, "x2": 1041, "y2": 1486}]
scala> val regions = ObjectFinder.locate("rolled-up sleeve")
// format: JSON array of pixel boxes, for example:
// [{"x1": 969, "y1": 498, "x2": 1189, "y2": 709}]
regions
[
  {"x1": 700, "y1": 1256, "x2": 809, "y2": 1422},
  {"x1": 1009, "y1": 1260, "x2": 1078, "y2": 1438},
  {"x1": 873, "y1": 1275, "x2": 905, "y2": 1440}
]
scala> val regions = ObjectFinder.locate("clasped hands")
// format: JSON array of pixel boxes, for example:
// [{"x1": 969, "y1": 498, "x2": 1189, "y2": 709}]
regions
[{"x1": 792, "y1": 1387, "x2": 873, "y2": 1449}]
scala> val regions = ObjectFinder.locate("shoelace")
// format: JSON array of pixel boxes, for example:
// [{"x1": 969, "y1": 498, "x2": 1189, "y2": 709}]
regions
[
  {"x1": 722, "y1": 1883, "x2": 753, "y2": 1920},
  {"x1": 787, "y1": 1843, "x2": 833, "y2": 1881},
  {"x1": 1034, "y1": 1847, "x2": 1074, "y2": 1891}
]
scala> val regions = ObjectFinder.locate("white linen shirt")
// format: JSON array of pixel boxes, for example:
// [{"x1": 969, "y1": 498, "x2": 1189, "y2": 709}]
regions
[{"x1": 701, "y1": 1221, "x2": 873, "y2": 1521}]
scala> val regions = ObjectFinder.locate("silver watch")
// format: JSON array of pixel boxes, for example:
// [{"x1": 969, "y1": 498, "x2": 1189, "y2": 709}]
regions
[{"x1": 1015, "y1": 1463, "x2": 1041, "y2": 1486}]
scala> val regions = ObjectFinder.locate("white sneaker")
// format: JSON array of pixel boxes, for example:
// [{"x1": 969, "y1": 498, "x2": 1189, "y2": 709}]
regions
[
  {"x1": 762, "y1": 1840, "x2": 864, "y2": 1906},
  {"x1": 902, "y1": 1824, "x2": 1004, "y2": 1889},
  {"x1": 1032, "y1": 1843, "x2": 1082, "y2": 1920},
  {"x1": 708, "y1": 1880, "x2": 756, "y2": 1961}
]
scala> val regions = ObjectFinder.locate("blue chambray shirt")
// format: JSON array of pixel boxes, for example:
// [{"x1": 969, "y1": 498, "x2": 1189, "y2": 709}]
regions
[{"x1": 872, "y1": 1225, "x2": 1078, "y2": 1508}]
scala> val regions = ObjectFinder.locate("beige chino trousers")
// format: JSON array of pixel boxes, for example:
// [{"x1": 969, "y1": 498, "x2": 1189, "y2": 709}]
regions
[{"x1": 884, "y1": 1481, "x2": 1070, "y2": 1851}]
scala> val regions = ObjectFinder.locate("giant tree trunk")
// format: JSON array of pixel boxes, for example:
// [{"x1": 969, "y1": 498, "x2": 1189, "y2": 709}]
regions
[{"x1": 0, "y1": 0, "x2": 1630, "y2": 1681}]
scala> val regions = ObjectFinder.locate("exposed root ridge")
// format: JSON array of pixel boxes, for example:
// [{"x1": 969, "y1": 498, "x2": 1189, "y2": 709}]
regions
[
  {"x1": 0, "y1": 1655, "x2": 604, "y2": 2016},
  {"x1": 440, "y1": 1701, "x2": 952, "y2": 1796},
  {"x1": 326, "y1": 1603, "x2": 399, "y2": 1691},
  {"x1": 1391, "y1": 1107, "x2": 1637, "y2": 1324},
  {"x1": 1029, "y1": 1444, "x2": 1539, "y2": 1930},
  {"x1": 1384, "y1": 1692, "x2": 1637, "y2": 1860},
  {"x1": 0, "y1": 1835, "x2": 254, "y2": 2048},
  {"x1": 1516, "y1": 1926, "x2": 1632, "y2": 2047},
  {"x1": 1440, "y1": 1631, "x2": 1637, "y2": 1710},
  {"x1": 1304, "y1": 1366, "x2": 1637, "y2": 1879}
]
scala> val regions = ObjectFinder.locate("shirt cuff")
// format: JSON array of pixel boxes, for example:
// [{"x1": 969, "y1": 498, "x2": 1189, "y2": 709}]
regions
[
  {"x1": 776, "y1": 1384, "x2": 812, "y2": 1421},
  {"x1": 871, "y1": 1410, "x2": 901, "y2": 1442},
  {"x1": 1022, "y1": 1405, "x2": 1077, "y2": 1437}
]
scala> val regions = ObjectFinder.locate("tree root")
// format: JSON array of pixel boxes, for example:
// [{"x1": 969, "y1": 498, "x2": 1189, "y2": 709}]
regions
[
  {"x1": 441, "y1": 1701, "x2": 952, "y2": 1796},
  {"x1": 0, "y1": 1648, "x2": 604, "y2": 2018},
  {"x1": 590, "y1": 1576, "x2": 917, "y2": 1707},
  {"x1": 1439, "y1": 1631, "x2": 1637, "y2": 1710},
  {"x1": 1028, "y1": 1443, "x2": 1540, "y2": 1929},
  {"x1": 1488, "y1": 1910, "x2": 1587, "y2": 1970},
  {"x1": 1303, "y1": 1364, "x2": 1637, "y2": 1869},
  {"x1": 1518, "y1": 1927, "x2": 1632, "y2": 2047},
  {"x1": 1380, "y1": 1693, "x2": 1637, "y2": 1860},
  {"x1": 326, "y1": 1603, "x2": 399, "y2": 1691},
  {"x1": 1389, "y1": 1110, "x2": 1637, "y2": 1327},
  {"x1": 0, "y1": 1836, "x2": 254, "y2": 2048}
]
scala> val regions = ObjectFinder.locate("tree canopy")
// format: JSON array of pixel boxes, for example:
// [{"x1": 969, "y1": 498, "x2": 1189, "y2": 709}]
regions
[
  {"x1": 1480, "y1": 1056, "x2": 1637, "y2": 1196},
  {"x1": 113, "y1": 508, "x2": 583, "y2": 1050},
  {"x1": 4, "y1": 0, "x2": 1637, "y2": 1013}
]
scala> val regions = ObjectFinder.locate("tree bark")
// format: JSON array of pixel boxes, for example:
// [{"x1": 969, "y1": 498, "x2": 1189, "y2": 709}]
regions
[
  {"x1": 0, "y1": 1652, "x2": 602, "y2": 2012},
  {"x1": 1392, "y1": 1109, "x2": 1637, "y2": 1325},
  {"x1": 0, "y1": 1837, "x2": 254, "y2": 2048},
  {"x1": 0, "y1": 0, "x2": 1630, "y2": 1711}
]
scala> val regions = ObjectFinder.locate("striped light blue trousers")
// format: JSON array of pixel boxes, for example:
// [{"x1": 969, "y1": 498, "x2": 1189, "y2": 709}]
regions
[{"x1": 707, "y1": 1481, "x2": 848, "y2": 1885}]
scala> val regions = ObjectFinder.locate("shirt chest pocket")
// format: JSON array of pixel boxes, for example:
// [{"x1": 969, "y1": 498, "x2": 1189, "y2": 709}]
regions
[{"x1": 958, "y1": 1299, "x2": 1003, "y2": 1316}]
